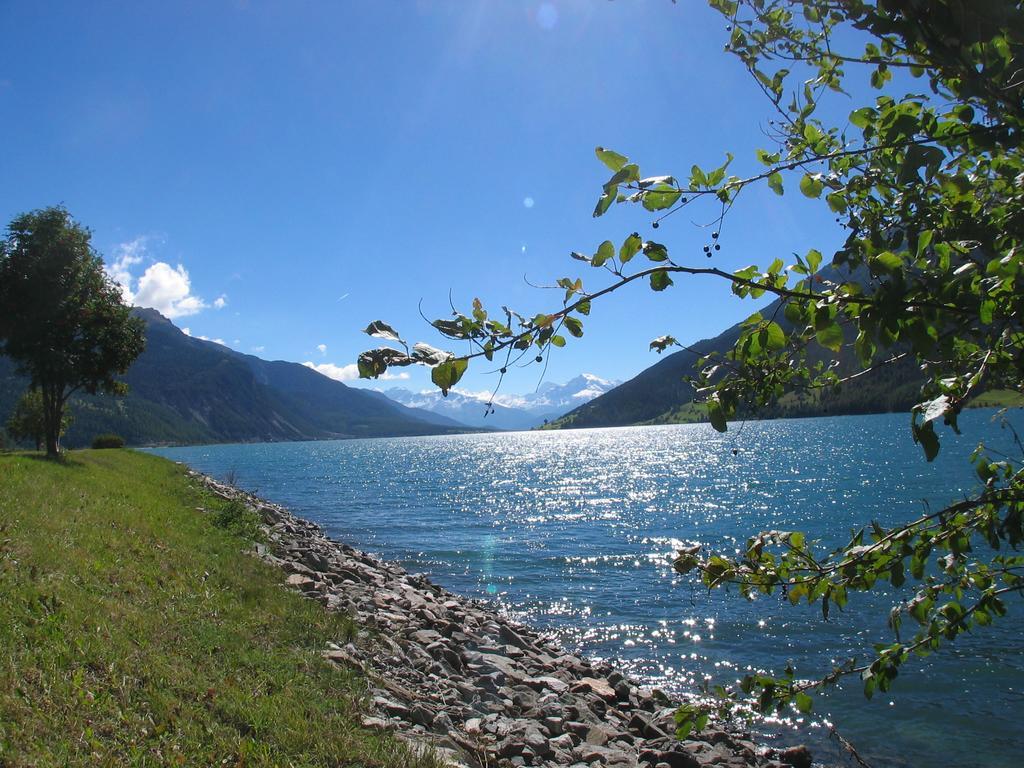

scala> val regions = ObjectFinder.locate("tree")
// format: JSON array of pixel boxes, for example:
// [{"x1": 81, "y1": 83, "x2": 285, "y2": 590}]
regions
[
  {"x1": 0, "y1": 207, "x2": 145, "y2": 457},
  {"x1": 5, "y1": 388, "x2": 71, "y2": 451},
  {"x1": 359, "y1": 0, "x2": 1023, "y2": 728}
]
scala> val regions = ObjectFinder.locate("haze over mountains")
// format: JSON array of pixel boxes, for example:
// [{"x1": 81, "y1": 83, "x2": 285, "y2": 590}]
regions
[{"x1": 383, "y1": 374, "x2": 618, "y2": 430}]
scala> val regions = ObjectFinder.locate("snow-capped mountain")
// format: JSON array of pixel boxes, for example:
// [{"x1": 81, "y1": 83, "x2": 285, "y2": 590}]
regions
[{"x1": 383, "y1": 373, "x2": 619, "y2": 431}]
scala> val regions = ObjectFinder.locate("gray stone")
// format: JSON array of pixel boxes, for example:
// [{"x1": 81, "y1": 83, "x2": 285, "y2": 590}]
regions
[
  {"x1": 779, "y1": 745, "x2": 812, "y2": 768},
  {"x1": 653, "y1": 751, "x2": 700, "y2": 768},
  {"x1": 571, "y1": 677, "x2": 617, "y2": 701},
  {"x1": 409, "y1": 703, "x2": 434, "y2": 726},
  {"x1": 525, "y1": 728, "x2": 552, "y2": 756},
  {"x1": 585, "y1": 724, "x2": 618, "y2": 746}
]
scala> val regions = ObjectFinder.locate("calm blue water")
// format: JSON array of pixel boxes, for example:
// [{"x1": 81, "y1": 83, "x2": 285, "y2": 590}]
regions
[{"x1": 151, "y1": 411, "x2": 1024, "y2": 768}]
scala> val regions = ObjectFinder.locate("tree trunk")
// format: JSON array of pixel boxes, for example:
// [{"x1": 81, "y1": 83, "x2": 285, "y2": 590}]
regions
[{"x1": 41, "y1": 385, "x2": 63, "y2": 458}]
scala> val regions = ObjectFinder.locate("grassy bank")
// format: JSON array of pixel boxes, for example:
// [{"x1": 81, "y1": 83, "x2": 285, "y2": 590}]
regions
[{"x1": 0, "y1": 449, "x2": 438, "y2": 767}]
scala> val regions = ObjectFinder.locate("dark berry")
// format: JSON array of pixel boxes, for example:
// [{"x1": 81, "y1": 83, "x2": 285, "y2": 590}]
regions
[
  {"x1": 714, "y1": 244, "x2": 721, "y2": 251},
  {"x1": 535, "y1": 355, "x2": 543, "y2": 363},
  {"x1": 652, "y1": 221, "x2": 659, "y2": 229},
  {"x1": 712, "y1": 231, "x2": 719, "y2": 239},
  {"x1": 500, "y1": 367, "x2": 507, "y2": 374}
]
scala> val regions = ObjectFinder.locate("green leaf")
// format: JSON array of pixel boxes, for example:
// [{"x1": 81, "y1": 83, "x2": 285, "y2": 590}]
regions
[
  {"x1": 870, "y1": 251, "x2": 903, "y2": 274},
  {"x1": 619, "y1": 233, "x2": 642, "y2": 264},
  {"x1": 607, "y1": 163, "x2": 640, "y2": 187},
  {"x1": 592, "y1": 240, "x2": 615, "y2": 267},
  {"x1": 431, "y1": 358, "x2": 468, "y2": 395},
  {"x1": 362, "y1": 320, "x2": 404, "y2": 344},
  {"x1": 912, "y1": 419, "x2": 940, "y2": 462},
  {"x1": 411, "y1": 342, "x2": 450, "y2": 366},
  {"x1": 643, "y1": 241, "x2": 669, "y2": 262},
  {"x1": 799, "y1": 173, "x2": 824, "y2": 198},
  {"x1": 595, "y1": 146, "x2": 628, "y2": 172},
  {"x1": 849, "y1": 106, "x2": 876, "y2": 128},
  {"x1": 563, "y1": 316, "x2": 584, "y2": 338},
  {"x1": 920, "y1": 395, "x2": 950, "y2": 424},
  {"x1": 357, "y1": 347, "x2": 415, "y2": 379},
  {"x1": 795, "y1": 693, "x2": 813, "y2": 714},
  {"x1": 784, "y1": 301, "x2": 802, "y2": 324},
  {"x1": 806, "y1": 249, "x2": 822, "y2": 273},
  {"x1": 707, "y1": 398, "x2": 727, "y2": 432},
  {"x1": 649, "y1": 335, "x2": 678, "y2": 354},
  {"x1": 690, "y1": 164, "x2": 708, "y2": 188},
  {"x1": 767, "y1": 172, "x2": 784, "y2": 195},
  {"x1": 642, "y1": 184, "x2": 682, "y2": 212},
  {"x1": 764, "y1": 321, "x2": 785, "y2": 351},
  {"x1": 815, "y1": 322, "x2": 843, "y2": 352},
  {"x1": 826, "y1": 192, "x2": 848, "y2": 213},
  {"x1": 649, "y1": 270, "x2": 673, "y2": 291},
  {"x1": 593, "y1": 190, "x2": 615, "y2": 218}
]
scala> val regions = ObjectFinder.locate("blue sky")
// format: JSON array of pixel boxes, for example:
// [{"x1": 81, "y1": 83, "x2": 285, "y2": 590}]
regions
[{"x1": 0, "y1": 1, "x2": 847, "y2": 396}]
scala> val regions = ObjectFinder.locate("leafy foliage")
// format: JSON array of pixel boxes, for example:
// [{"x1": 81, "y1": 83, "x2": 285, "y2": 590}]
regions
[
  {"x1": 90, "y1": 433, "x2": 125, "y2": 449},
  {"x1": 358, "y1": 0, "x2": 1024, "y2": 730},
  {"x1": 5, "y1": 388, "x2": 71, "y2": 451},
  {"x1": 0, "y1": 207, "x2": 145, "y2": 456}
]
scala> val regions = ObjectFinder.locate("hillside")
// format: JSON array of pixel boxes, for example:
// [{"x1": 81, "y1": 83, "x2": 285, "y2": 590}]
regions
[
  {"x1": 0, "y1": 449, "x2": 442, "y2": 766},
  {"x1": 0, "y1": 308, "x2": 468, "y2": 447},
  {"x1": 549, "y1": 281, "x2": 925, "y2": 430}
]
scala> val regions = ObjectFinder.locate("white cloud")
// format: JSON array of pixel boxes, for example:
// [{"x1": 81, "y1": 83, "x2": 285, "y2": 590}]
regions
[
  {"x1": 304, "y1": 361, "x2": 359, "y2": 381},
  {"x1": 181, "y1": 326, "x2": 226, "y2": 345},
  {"x1": 304, "y1": 361, "x2": 409, "y2": 382},
  {"x1": 316, "y1": 343, "x2": 327, "y2": 355},
  {"x1": 104, "y1": 237, "x2": 213, "y2": 319},
  {"x1": 214, "y1": 295, "x2": 228, "y2": 310},
  {"x1": 134, "y1": 262, "x2": 207, "y2": 318},
  {"x1": 105, "y1": 237, "x2": 146, "y2": 303},
  {"x1": 252, "y1": 345, "x2": 265, "y2": 353}
]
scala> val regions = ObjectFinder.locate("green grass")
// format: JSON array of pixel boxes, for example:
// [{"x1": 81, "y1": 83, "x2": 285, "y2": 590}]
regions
[
  {"x1": 0, "y1": 449, "x2": 440, "y2": 767},
  {"x1": 968, "y1": 389, "x2": 1024, "y2": 409}
]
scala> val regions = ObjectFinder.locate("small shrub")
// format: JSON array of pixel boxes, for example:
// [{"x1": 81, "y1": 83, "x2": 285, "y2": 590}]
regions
[
  {"x1": 211, "y1": 499, "x2": 264, "y2": 541},
  {"x1": 91, "y1": 434, "x2": 125, "y2": 449}
]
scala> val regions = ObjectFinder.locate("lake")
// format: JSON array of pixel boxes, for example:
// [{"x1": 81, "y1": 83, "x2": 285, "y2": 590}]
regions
[{"x1": 151, "y1": 410, "x2": 1024, "y2": 767}]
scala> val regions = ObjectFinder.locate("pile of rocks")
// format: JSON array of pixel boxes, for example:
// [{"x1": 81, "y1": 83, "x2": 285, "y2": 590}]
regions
[{"x1": 194, "y1": 471, "x2": 813, "y2": 768}]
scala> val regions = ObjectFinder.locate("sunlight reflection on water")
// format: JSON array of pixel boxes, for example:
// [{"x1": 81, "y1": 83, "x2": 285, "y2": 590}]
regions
[{"x1": 153, "y1": 410, "x2": 1024, "y2": 768}]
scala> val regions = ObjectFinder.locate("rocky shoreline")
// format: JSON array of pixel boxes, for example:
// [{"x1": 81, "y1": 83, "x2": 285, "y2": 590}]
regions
[{"x1": 193, "y1": 470, "x2": 814, "y2": 768}]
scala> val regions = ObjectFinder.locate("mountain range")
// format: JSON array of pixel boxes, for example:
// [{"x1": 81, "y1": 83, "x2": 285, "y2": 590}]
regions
[
  {"x1": 382, "y1": 374, "x2": 619, "y2": 430},
  {"x1": 5, "y1": 279, "x2": 986, "y2": 447},
  {"x1": 0, "y1": 309, "x2": 469, "y2": 448},
  {"x1": 547, "y1": 271, "x2": 925, "y2": 430}
]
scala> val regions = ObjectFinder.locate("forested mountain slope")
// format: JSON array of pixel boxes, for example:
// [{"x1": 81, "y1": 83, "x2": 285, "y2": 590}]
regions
[{"x1": 0, "y1": 309, "x2": 467, "y2": 447}]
